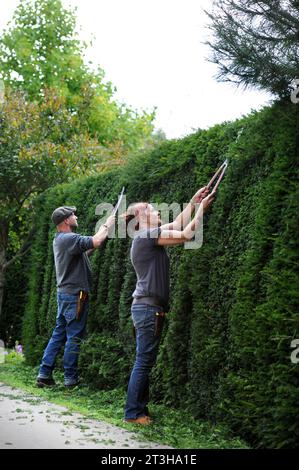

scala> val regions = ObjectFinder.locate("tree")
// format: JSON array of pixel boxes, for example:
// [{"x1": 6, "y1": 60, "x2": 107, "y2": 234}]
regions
[
  {"x1": 0, "y1": 0, "x2": 155, "y2": 159},
  {"x1": 0, "y1": 0, "x2": 157, "y2": 318},
  {"x1": 204, "y1": 0, "x2": 299, "y2": 98},
  {"x1": 0, "y1": 88, "x2": 98, "y2": 318},
  {"x1": 0, "y1": 0, "x2": 86, "y2": 100}
]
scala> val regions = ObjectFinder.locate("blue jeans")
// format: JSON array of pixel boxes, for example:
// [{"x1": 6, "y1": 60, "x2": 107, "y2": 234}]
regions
[
  {"x1": 38, "y1": 292, "x2": 88, "y2": 386},
  {"x1": 124, "y1": 303, "x2": 164, "y2": 419}
]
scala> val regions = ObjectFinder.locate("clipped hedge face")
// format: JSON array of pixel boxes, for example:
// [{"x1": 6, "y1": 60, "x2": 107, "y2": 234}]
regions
[{"x1": 11, "y1": 101, "x2": 299, "y2": 448}]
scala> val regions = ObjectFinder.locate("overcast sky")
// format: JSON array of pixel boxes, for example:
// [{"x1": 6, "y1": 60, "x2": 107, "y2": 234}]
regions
[{"x1": 0, "y1": 0, "x2": 272, "y2": 139}]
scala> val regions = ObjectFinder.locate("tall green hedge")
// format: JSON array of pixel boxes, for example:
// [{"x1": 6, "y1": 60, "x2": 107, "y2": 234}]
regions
[{"x1": 10, "y1": 101, "x2": 299, "y2": 448}]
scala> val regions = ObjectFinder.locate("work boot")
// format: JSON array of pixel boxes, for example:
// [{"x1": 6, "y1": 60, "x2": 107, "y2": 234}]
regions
[
  {"x1": 124, "y1": 416, "x2": 152, "y2": 425},
  {"x1": 36, "y1": 377, "x2": 56, "y2": 388},
  {"x1": 64, "y1": 380, "x2": 80, "y2": 389}
]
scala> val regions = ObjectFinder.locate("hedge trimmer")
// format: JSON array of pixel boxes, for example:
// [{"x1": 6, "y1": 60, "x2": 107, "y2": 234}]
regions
[
  {"x1": 207, "y1": 159, "x2": 228, "y2": 195},
  {"x1": 206, "y1": 127, "x2": 244, "y2": 195},
  {"x1": 112, "y1": 186, "x2": 126, "y2": 216}
]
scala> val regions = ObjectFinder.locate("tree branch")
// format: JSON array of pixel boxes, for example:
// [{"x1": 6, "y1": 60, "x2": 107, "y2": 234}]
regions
[{"x1": 3, "y1": 226, "x2": 36, "y2": 271}]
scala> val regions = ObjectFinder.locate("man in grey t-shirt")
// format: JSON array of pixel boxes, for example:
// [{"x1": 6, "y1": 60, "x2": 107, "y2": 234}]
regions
[
  {"x1": 124, "y1": 187, "x2": 214, "y2": 424},
  {"x1": 131, "y1": 226, "x2": 170, "y2": 311},
  {"x1": 36, "y1": 205, "x2": 115, "y2": 388}
]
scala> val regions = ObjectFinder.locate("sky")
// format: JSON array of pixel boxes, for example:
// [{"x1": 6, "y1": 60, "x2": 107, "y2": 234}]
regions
[{"x1": 0, "y1": 0, "x2": 273, "y2": 139}]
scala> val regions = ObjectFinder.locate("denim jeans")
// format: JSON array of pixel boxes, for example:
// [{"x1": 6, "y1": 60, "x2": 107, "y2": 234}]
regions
[
  {"x1": 38, "y1": 292, "x2": 88, "y2": 386},
  {"x1": 124, "y1": 303, "x2": 164, "y2": 419}
]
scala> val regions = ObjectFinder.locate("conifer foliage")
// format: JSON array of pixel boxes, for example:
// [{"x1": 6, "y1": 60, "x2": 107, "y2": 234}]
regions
[{"x1": 6, "y1": 101, "x2": 299, "y2": 448}]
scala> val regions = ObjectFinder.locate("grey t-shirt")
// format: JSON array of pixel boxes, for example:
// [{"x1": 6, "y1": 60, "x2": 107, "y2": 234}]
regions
[
  {"x1": 53, "y1": 232, "x2": 94, "y2": 294},
  {"x1": 131, "y1": 227, "x2": 170, "y2": 309}
]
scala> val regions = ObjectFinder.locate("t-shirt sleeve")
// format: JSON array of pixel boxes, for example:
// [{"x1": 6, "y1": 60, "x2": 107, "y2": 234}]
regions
[
  {"x1": 147, "y1": 227, "x2": 161, "y2": 246},
  {"x1": 65, "y1": 233, "x2": 94, "y2": 254}
]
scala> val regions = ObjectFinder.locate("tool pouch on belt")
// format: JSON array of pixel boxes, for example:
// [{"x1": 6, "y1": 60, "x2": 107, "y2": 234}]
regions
[
  {"x1": 154, "y1": 311, "x2": 166, "y2": 337},
  {"x1": 76, "y1": 290, "x2": 88, "y2": 321},
  {"x1": 132, "y1": 311, "x2": 166, "y2": 340}
]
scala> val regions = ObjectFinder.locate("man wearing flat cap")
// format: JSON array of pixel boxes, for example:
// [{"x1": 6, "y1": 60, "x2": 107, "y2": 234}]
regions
[{"x1": 36, "y1": 205, "x2": 115, "y2": 388}]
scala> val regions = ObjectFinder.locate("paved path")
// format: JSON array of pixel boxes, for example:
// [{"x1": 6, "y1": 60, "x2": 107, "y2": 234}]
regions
[{"x1": 0, "y1": 383, "x2": 171, "y2": 449}]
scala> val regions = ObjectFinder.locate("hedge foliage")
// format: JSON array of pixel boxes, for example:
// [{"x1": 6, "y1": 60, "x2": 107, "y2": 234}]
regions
[{"x1": 4, "y1": 101, "x2": 299, "y2": 448}]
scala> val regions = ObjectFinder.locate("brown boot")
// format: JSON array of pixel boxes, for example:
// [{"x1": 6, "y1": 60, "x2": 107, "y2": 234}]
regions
[{"x1": 124, "y1": 416, "x2": 152, "y2": 425}]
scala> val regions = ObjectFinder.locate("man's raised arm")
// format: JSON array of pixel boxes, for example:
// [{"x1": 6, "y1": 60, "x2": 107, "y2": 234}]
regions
[{"x1": 87, "y1": 214, "x2": 116, "y2": 255}]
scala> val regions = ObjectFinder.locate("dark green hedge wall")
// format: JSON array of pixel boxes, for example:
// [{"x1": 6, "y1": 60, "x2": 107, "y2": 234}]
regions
[{"x1": 13, "y1": 101, "x2": 299, "y2": 448}]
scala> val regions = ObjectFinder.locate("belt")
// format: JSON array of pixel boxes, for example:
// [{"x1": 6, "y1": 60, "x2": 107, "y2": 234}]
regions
[{"x1": 132, "y1": 296, "x2": 164, "y2": 308}]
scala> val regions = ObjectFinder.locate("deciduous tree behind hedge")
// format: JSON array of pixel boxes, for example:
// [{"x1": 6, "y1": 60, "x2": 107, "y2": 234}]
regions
[
  {"x1": 0, "y1": 0, "x2": 157, "y2": 325},
  {"x1": 0, "y1": 0, "x2": 155, "y2": 157},
  {"x1": 16, "y1": 101, "x2": 299, "y2": 448}
]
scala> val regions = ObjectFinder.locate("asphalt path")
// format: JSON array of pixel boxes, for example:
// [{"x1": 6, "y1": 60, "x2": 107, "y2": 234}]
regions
[{"x1": 0, "y1": 383, "x2": 171, "y2": 449}]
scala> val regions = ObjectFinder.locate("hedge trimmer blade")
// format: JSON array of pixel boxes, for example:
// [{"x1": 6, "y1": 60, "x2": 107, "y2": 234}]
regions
[
  {"x1": 207, "y1": 160, "x2": 228, "y2": 195},
  {"x1": 112, "y1": 186, "x2": 125, "y2": 216}
]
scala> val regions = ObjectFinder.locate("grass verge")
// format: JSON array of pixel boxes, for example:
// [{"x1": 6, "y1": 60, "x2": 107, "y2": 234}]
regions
[{"x1": 0, "y1": 360, "x2": 249, "y2": 449}]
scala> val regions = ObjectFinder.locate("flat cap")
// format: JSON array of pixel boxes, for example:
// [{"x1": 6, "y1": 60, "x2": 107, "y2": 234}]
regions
[{"x1": 51, "y1": 206, "x2": 77, "y2": 226}]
